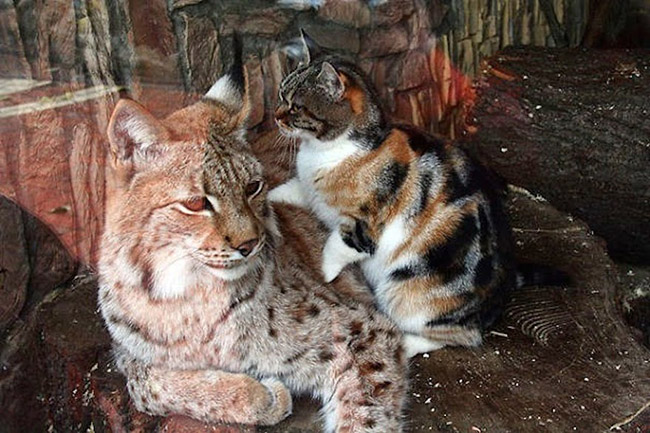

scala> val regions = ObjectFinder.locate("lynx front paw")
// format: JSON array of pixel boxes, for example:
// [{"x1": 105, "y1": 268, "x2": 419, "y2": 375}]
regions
[{"x1": 257, "y1": 378, "x2": 293, "y2": 425}]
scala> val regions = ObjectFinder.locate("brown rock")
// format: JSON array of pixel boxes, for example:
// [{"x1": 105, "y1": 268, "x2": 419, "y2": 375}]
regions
[
  {"x1": 129, "y1": 0, "x2": 182, "y2": 86},
  {"x1": 184, "y1": 14, "x2": 222, "y2": 93},
  {"x1": 158, "y1": 416, "x2": 255, "y2": 433},
  {"x1": 464, "y1": 47, "x2": 650, "y2": 262},
  {"x1": 299, "y1": 21, "x2": 360, "y2": 53},
  {"x1": 246, "y1": 59, "x2": 265, "y2": 128},
  {"x1": 225, "y1": 8, "x2": 293, "y2": 36},
  {"x1": 0, "y1": 198, "x2": 30, "y2": 330},
  {"x1": 388, "y1": 50, "x2": 430, "y2": 90},
  {"x1": 0, "y1": 0, "x2": 31, "y2": 78},
  {"x1": 370, "y1": 0, "x2": 415, "y2": 26},
  {"x1": 318, "y1": 0, "x2": 371, "y2": 28},
  {"x1": 360, "y1": 25, "x2": 408, "y2": 57}
]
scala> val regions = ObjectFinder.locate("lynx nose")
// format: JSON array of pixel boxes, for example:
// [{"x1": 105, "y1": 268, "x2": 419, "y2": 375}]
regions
[{"x1": 235, "y1": 238, "x2": 259, "y2": 257}]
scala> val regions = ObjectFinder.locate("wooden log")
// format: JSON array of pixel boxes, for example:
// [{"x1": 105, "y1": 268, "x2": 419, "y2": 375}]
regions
[{"x1": 462, "y1": 47, "x2": 650, "y2": 263}]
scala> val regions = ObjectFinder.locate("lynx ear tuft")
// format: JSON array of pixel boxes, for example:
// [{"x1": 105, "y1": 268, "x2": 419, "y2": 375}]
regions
[
  {"x1": 317, "y1": 61, "x2": 345, "y2": 100},
  {"x1": 107, "y1": 99, "x2": 168, "y2": 162}
]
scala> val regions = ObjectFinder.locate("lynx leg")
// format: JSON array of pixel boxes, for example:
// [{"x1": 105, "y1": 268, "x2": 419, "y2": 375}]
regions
[{"x1": 116, "y1": 352, "x2": 291, "y2": 425}]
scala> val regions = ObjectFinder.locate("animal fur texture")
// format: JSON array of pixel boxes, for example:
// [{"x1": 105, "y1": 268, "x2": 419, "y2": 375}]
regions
[
  {"x1": 98, "y1": 38, "x2": 407, "y2": 432},
  {"x1": 270, "y1": 32, "x2": 522, "y2": 357}
]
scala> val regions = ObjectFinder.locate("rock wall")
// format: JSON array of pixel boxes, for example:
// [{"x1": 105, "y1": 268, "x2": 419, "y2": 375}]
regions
[{"x1": 0, "y1": 0, "x2": 591, "y2": 267}]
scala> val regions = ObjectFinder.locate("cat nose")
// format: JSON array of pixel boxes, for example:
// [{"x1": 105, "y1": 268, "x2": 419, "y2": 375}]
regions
[{"x1": 235, "y1": 238, "x2": 259, "y2": 257}]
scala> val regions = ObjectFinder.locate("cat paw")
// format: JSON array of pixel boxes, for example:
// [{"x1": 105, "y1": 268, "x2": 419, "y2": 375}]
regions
[
  {"x1": 257, "y1": 378, "x2": 293, "y2": 425},
  {"x1": 268, "y1": 178, "x2": 306, "y2": 207},
  {"x1": 322, "y1": 256, "x2": 345, "y2": 283},
  {"x1": 403, "y1": 334, "x2": 445, "y2": 358}
]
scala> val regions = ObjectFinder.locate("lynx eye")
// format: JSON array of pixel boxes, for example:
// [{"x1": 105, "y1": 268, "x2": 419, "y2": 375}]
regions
[
  {"x1": 182, "y1": 197, "x2": 207, "y2": 212},
  {"x1": 245, "y1": 180, "x2": 264, "y2": 198}
]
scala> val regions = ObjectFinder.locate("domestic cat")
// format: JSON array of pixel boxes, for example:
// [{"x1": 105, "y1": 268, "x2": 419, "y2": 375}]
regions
[
  {"x1": 270, "y1": 32, "x2": 566, "y2": 357},
  {"x1": 98, "y1": 38, "x2": 407, "y2": 432}
]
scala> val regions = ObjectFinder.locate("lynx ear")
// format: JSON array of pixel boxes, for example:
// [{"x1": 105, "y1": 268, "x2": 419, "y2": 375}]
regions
[
  {"x1": 204, "y1": 33, "x2": 250, "y2": 129},
  {"x1": 107, "y1": 99, "x2": 168, "y2": 163},
  {"x1": 317, "y1": 62, "x2": 345, "y2": 100},
  {"x1": 300, "y1": 29, "x2": 323, "y2": 65}
]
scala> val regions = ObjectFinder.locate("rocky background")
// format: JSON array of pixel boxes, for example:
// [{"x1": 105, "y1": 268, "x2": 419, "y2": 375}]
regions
[{"x1": 1, "y1": 0, "x2": 649, "y2": 432}]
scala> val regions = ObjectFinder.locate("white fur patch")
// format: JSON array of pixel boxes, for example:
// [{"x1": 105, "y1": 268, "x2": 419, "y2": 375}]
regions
[
  {"x1": 295, "y1": 131, "x2": 361, "y2": 229},
  {"x1": 361, "y1": 215, "x2": 409, "y2": 291},
  {"x1": 321, "y1": 230, "x2": 370, "y2": 282},
  {"x1": 403, "y1": 334, "x2": 445, "y2": 358},
  {"x1": 268, "y1": 177, "x2": 307, "y2": 207},
  {"x1": 205, "y1": 75, "x2": 240, "y2": 108},
  {"x1": 124, "y1": 117, "x2": 157, "y2": 151},
  {"x1": 151, "y1": 256, "x2": 194, "y2": 300}
]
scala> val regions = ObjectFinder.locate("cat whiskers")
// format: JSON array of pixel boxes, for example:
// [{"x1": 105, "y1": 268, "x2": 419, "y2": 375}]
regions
[{"x1": 275, "y1": 132, "x2": 298, "y2": 166}]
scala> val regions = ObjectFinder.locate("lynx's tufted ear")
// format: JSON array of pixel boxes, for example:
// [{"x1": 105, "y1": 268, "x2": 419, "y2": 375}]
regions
[
  {"x1": 107, "y1": 99, "x2": 169, "y2": 165},
  {"x1": 317, "y1": 61, "x2": 345, "y2": 100},
  {"x1": 204, "y1": 33, "x2": 250, "y2": 130}
]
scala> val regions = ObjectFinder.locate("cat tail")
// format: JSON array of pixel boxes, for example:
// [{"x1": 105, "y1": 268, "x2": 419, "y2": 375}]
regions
[{"x1": 515, "y1": 263, "x2": 571, "y2": 289}]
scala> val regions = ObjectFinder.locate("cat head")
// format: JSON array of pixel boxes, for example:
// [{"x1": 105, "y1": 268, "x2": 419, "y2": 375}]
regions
[
  {"x1": 102, "y1": 38, "x2": 276, "y2": 298},
  {"x1": 275, "y1": 31, "x2": 383, "y2": 143}
]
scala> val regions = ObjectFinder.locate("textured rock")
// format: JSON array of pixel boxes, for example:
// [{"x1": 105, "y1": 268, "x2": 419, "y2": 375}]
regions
[
  {"x1": 158, "y1": 416, "x2": 255, "y2": 433},
  {"x1": 318, "y1": 0, "x2": 371, "y2": 28},
  {"x1": 360, "y1": 24, "x2": 409, "y2": 57},
  {"x1": 370, "y1": 0, "x2": 415, "y2": 26},
  {"x1": 0, "y1": 198, "x2": 30, "y2": 330},
  {"x1": 463, "y1": 47, "x2": 650, "y2": 263},
  {"x1": 129, "y1": 0, "x2": 182, "y2": 86},
  {"x1": 0, "y1": 0, "x2": 30, "y2": 78},
  {"x1": 299, "y1": 20, "x2": 360, "y2": 53},
  {"x1": 388, "y1": 50, "x2": 430, "y2": 90}
]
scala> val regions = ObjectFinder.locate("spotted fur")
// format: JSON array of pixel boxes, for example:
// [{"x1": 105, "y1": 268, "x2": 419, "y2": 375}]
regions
[
  {"x1": 271, "y1": 33, "x2": 520, "y2": 356},
  {"x1": 99, "y1": 40, "x2": 407, "y2": 432}
]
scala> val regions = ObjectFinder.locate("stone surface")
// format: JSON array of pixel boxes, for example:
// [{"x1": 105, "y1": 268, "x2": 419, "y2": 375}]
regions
[
  {"x1": 299, "y1": 20, "x2": 361, "y2": 53},
  {"x1": 0, "y1": 196, "x2": 76, "y2": 333},
  {"x1": 0, "y1": 0, "x2": 30, "y2": 79},
  {"x1": 318, "y1": 0, "x2": 371, "y2": 28},
  {"x1": 370, "y1": 0, "x2": 415, "y2": 26},
  {"x1": 463, "y1": 47, "x2": 650, "y2": 263},
  {"x1": 388, "y1": 50, "x2": 430, "y2": 90},
  {"x1": 360, "y1": 24, "x2": 409, "y2": 57},
  {"x1": 0, "y1": 198, "x2": 30, "y2": 330},
  {"x1": 129, "y1": 0, "x2": 182, "y2": 87}
]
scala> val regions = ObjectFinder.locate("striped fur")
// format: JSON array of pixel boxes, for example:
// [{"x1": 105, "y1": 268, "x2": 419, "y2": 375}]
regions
[
  {"x1": 271, "y1": 34, "x2": 517, "y2": 356},
  {"x1": 99, "y1": 52, "x2": 407, "y2": 432}
]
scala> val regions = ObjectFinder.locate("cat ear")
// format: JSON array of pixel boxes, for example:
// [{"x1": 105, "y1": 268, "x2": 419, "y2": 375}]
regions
[
  {"x1": 317, "y1": 62, "x2": 345, "y2": 100},
  {"x1": 204, "y1": 33, "x2": 250, "y2": 128},
  {"x1": 300, "y1": 29, "x2": 323, "y2": 64},
  {"x1": 107, "y1": 99, "x2": 168, "y2": 163}
]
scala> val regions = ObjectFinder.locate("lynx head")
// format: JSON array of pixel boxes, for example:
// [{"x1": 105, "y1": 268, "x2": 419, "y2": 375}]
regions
[
  {"x1": 102, "y1": 39, "x2": 275, "y2": 299},
  {"x1": 275, "y1": 30, "x2": 384, "y2": 143}
]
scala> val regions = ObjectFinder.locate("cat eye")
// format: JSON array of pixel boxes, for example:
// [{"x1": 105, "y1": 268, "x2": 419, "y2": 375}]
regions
[
  {"x1": 245, "y1": 180, "x2": 264, "y2": 198},
  {"x1": 182, "y1": 197, "x2": 208, "y2": 212}
]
